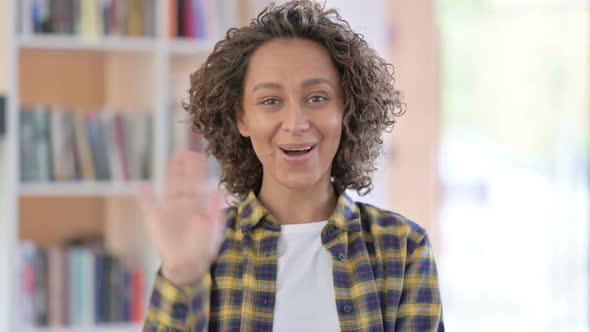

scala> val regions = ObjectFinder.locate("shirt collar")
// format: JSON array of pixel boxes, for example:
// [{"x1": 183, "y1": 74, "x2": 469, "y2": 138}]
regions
[{"x1": 237, "y1": 190, "x2": 361, "y2": 234}]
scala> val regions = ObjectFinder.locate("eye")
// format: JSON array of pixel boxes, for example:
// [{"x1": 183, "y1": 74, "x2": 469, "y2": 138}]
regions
[
  {"x1": 261, "y1": 98, "x2": 280, "y2": 106},
  {"x1": 307, "y1": 95, "x2": 327, "y2": 104}
]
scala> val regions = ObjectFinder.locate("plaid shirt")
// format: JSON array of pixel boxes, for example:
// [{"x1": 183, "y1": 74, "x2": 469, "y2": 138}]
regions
[{"x1": 144, "y1": 191, "x2": 444, "y2": 332}]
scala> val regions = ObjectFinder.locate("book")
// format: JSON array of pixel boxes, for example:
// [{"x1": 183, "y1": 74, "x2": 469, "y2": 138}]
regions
[
  {"x1": 20, "y1": 109, "x2": 37, "y2": 182},
  {"x1": 50, "y1": 108, "x2": 77, "y2": 181},
  {"x1": 20, "y1": 105, "x2": 154, "y2": 183},
  {"x1": 19, "y1": 242, "x2": 146, "y2": 326},
  {"x1": 20, "y1": 0, "x2": 156, "y2": 37},
  {"x1": 19, "y1": 242, "x2": 37, "y2": 328},
  {"x1": 85, "y1": 112, "x2": 111, "y2": 181},
  {"x1": 33, "y1": 249, "x2": 48, "y2": 325},
  {"x1": 73, "y1": 111, "x2": 96, "y2": 180},
  {"x1": 169, "y1": 0, "x2": 240, "y2": 40},
  {"x1": 127, "y1": 0, "x2": 143, "y2": 37},
  {"x1": 112, "y1": 113, "x2": 131, "y2": 180},
  {"x1": 0, "y1": 95, "x2": 5, "y2": 136},
  {"x1": 130, "y1": 266, "x2": 145, "y2": 322},
  {"x1": 31, "y1": 106, "x2": 53, "y2": 182},
  {"x1": 47, "y1": 246, "x2": 66, "y2": 325}
]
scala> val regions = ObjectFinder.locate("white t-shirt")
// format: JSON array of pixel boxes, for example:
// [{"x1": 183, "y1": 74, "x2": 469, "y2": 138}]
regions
[{"x1": 272, "y1": 220, "x2": 340, "y2": 332}]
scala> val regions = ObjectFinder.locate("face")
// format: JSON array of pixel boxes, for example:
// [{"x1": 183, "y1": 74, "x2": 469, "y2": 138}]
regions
[{"x1": 238, "y1": 38, "x2": 344, "y2": 192}]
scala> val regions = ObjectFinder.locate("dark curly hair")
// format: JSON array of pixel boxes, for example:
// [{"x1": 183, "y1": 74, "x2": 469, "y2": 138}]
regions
[{"x1": 185, "y1": 0, "x2": 405, "y2": 199}]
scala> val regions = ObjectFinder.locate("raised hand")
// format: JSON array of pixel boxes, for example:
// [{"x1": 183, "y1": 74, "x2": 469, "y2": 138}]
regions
[{"x1": 138, "y1": 151, "x2": 226, "y2": 287}]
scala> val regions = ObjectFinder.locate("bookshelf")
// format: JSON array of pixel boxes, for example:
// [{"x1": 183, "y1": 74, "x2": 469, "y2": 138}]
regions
[{"x1": 1, "y1": 0, "x2": 257, "y2": 331}]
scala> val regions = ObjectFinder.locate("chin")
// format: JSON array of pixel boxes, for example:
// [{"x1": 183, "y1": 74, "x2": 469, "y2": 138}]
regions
[{"x1": 278, "y1": 172, "x2": 322, "y2": 192}]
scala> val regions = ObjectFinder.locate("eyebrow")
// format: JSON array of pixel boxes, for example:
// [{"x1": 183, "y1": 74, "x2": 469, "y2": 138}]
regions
[{"x1": 251, "y1": 78, "x2": 335, "y2": 93}]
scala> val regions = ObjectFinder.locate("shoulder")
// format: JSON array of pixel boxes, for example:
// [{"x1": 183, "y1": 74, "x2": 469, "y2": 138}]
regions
[{"x1": 356, "y1": 201, "x2": 430, "y2": 255}]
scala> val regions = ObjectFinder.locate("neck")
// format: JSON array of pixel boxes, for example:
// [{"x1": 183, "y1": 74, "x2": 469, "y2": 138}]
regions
[{"x1": 257, "y1": 175, "x2": 338, "y2": 225}]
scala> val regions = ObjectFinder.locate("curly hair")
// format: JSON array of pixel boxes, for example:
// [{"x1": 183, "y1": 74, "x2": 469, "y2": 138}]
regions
[{"x1": 185, "y1": 0, "x2": 405, "y2": 199}]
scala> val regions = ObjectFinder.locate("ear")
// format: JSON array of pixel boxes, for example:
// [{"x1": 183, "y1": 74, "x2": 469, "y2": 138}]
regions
[{"x1": 236, "y1": 105, "x2": 250, "y2": 137}]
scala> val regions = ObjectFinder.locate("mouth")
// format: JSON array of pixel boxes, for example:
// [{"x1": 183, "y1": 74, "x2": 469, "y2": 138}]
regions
[{"x1": 278, "y1": 143, "x2": 317, "y2": 161}]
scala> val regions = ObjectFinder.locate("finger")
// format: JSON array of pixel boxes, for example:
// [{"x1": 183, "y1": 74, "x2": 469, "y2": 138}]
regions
[
  {"x1": 182, "y1": 151, "x2": 209, "y2": 199},
  {"x1": 165, "y1": 152, "x2": 188, "y2": 199},
  {"x1": 137, "y1": 183, "x2": 163, "y2": 232},
  {"x1": 137, "y1": 183, "x2": 156, "y2": 215}
]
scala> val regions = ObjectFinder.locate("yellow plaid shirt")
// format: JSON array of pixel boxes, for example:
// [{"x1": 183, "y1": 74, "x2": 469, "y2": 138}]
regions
[{"x1": 144, "y1": 191, "x2": 444, "y2": 331}]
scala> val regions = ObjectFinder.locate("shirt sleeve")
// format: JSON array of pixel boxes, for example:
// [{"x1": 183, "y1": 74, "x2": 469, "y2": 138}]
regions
[
  {"x1": 143, "y1": 269, "x2": 211, "y2": 332},
  {"x1": 396, "y1": 233, "x2": 445, "y2": 332}
]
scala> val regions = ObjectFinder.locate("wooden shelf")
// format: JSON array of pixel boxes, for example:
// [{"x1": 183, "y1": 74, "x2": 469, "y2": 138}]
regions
[
  {"x1": 166, "y1": 38, "x2": 215, "y2": 55},
  {"x1": 19, "y1": 181, "x2": 149, "y2": 197},
  {"x1": 17, "y1": 35, "x2": 157, "y2": 53},
  {"x1": 28, "y1": 323, "x2": 142, "y2": 332},
  {"x1": 17, "y1": 34, "x2": 215, "y2": 55}
]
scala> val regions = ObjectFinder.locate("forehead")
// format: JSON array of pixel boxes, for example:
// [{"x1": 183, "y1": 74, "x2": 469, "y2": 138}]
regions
[{"x1": 245, "y1": 38, "x2": 340, "y2": 86}]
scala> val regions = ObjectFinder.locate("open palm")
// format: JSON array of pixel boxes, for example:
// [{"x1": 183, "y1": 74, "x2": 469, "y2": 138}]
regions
[{"x1": 138, "y1": 151, "x2": 226, "y2": 287}]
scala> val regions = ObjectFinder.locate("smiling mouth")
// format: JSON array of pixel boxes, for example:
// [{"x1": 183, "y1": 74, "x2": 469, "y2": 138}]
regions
[
  {"x1": 277, "y1": 143, "x2": 317, "y2": 161},
  {"x1": 280, "y1": 145, "x2": 315, "y2": 157}
]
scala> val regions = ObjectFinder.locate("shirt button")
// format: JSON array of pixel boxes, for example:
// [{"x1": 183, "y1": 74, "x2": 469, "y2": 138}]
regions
[
  {"x1": 343, "y1": 304, "x2": 352, "y2": 313},
  {"x1": 328, "y1": 228, "x2": 335, "y2": 236},
  {"x1": 265, "y1": 251, "x2": 271, "y2": 257},
  {"x1": 338, "y1": 252, "x2": 345, "y2": 261}
]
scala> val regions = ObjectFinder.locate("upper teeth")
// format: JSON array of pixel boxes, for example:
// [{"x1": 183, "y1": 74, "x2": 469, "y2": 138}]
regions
[{"x1": 284, "y1": 146, "x2": 312, "y2": 151}]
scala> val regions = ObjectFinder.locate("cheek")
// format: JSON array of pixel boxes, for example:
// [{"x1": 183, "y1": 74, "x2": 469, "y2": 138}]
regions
[
  {"x1": 325, "y1": 113, "x2": 343, "y2": 145},
  {"x1": 245, "y1": 117, "x2": 279, "y2": 155}
]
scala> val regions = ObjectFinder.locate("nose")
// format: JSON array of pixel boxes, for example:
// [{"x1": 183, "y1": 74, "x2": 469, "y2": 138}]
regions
[{"x1": 281, "y1": 102, "x2": 310, "y2": 134}]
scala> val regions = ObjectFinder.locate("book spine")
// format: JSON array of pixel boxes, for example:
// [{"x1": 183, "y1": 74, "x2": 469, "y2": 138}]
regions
[
  {"x1": 47, "y1": 247, "x2": 64, "y2": 326},
  {"x1": 21, "y1": 0, "x2": 33, "y2": 35},
  {"x1": 49, "y1": 108, "x2": 64, "y2": 181},
  {"x1": 130, "y1": 266, "x2": 145, "y2": 322},
  {"x1": 67, "y1": 248, "x2": 77, "y2": 325},
  {"x1": 94, "y1": 254, "x2": 105, "y2": 323},
  {"x1": 127, "y1": 0, "x2": 142, "y2": 36},
  {"x1": 103, "y1": 255, "x2": 112, "y2": 322},
  {"x1": 169, "y1": 0, "x2": 178, "y2": 37},
  {"x1": 177, "y1": 0, "x2": 184, "y2": 37},
  {"x1": 86, "y1": 113, "x2": 111, "y2": 181},
  {"x1": 182, "y1": 0, "x2": 195, "y2": 38},
  {"x1": 31, "y1": 107, "x2": 53, "y2": 182},
  {"x1": 118, "y1": 0, "x2": 129, "y2": 35},
  {"x1": 102, "y1": 0, "x2": 112, "y2": 36},
  {"x1": 73, "y1": 111, "x2": 96, "y2": 180},
  {"x1": 19, "y1": 242, "x2": 37, "y2": 327},
  {"x1": 122, "y1": 268, "x2": 131, "y2": 321},
  {"x1": 34, "y1": 249, "x2": 48, "y2": 326},
  {"x1": 141, "y1": 0, "x2": 156, "y2": 36},
  {"x1": 123, "y1": 113, "x2": 139, "y2": 180},
  {"x1": 63, "y1": 0, "x2": 74, "y2": 34},
  {"x1": 39, "y1": 0, "x2": 52, "y2": 33},
  {"x1": 101, "y1": 110, "x2": 122, "y2": 181},
  {"x1": 19, "y1": 109, "x2": 36, "y2": 182},
  {"x1": 82, "y1": 248, "x2": 96, "y2": 324},
  {"x1": 113, "y1": 113, "x2": 130, "y2": 180}
]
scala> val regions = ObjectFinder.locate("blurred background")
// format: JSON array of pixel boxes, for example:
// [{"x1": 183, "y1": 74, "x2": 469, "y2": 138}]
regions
[{"x1": 0, "y1": 0, "x2": 588, "y2": 331}]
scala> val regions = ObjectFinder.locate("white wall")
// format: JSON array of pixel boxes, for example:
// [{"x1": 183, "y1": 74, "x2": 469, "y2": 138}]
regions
[{"x1": 0, "y1": 0, "x2": 7, "y2": 93}]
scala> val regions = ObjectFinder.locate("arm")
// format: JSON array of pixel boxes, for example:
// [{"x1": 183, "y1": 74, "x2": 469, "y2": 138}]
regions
[
  {"x1": 396, "y1": 234, "x2": 445, "y2": 332},
  {"x1": 143, "y1": 270, "x2": 211, "y2": 332}
]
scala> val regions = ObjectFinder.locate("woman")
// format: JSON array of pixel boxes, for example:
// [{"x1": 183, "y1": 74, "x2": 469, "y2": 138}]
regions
[{"x1": 140, "y1": 1, "x2": 444, "y2": 331}]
